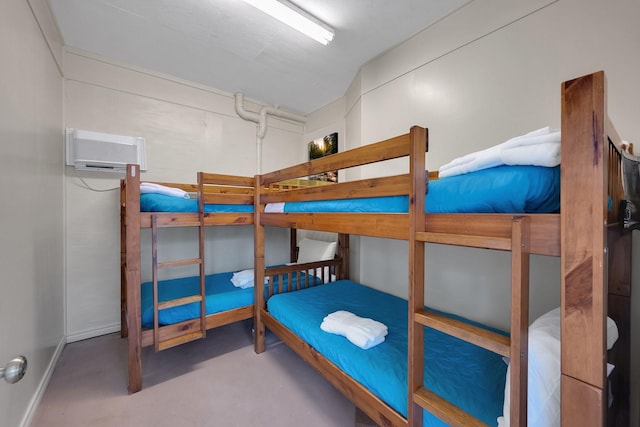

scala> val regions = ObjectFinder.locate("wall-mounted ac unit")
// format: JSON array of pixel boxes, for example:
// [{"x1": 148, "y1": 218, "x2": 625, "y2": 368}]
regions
[{"x1": 65, "y1": 128, "x2": 147, "y2": 173}]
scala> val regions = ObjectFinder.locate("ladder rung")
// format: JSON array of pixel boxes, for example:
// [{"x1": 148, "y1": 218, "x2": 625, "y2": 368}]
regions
[
  {"x1": 415, "y1": 309, "x2": 510, "y2": 357},
  {"x1": 158, "y1": 295, "x2": 203, "y2": 310},
  {"x1": 414, "y1": 386, "x2": 487, "y2": 426},
  {"x1": 157, "y1": 258, "x2": 202, "y2": 268},
  {"x1": 415, "y1": 231, "x2": 511, "y2": 251},
  {"x1": 157, "y1": 331, "x2": 204, "y2": 351}
]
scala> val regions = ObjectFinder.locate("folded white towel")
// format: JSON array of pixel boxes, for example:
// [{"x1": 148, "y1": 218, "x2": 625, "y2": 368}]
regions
[
  {"x1": 265, "y1": 202, "x2": 285, "y2": 213},
  {"x1": 140, "y1": 182, "x2": 190, "y2": 199},
  {"x1": 320, "y1": 310, "x2": 388, "y2": 349},
  {"x1": 439, "y1": 127, "x2": 561, "y2": 178},
  {"x1": 230, "y1": 269, "x2": 268, "y2": 289},
  {"x1": 500, "y1": 141, "x2": 560, "y2": 167}
]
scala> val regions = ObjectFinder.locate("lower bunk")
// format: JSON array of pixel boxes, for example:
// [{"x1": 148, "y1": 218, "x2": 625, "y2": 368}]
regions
[
  {"x1": 140, "y1": 249, "x2": 344, "y2": 341},
  {"x1": 257, "y1": 279, "x2": 508, "y2": 427}
]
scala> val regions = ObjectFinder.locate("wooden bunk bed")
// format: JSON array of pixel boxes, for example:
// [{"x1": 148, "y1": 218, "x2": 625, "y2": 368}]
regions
[
  {"x1": 252, "y1": 70, "x2": 631, "y2": 426},
  {"x1": 121, "y1": 164, "x2": 262, "y2": 394}
]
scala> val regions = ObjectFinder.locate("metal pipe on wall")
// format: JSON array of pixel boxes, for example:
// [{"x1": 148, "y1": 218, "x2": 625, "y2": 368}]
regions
[{"x1": 234, "y1": 93, "x2": 307, "y2": 174}]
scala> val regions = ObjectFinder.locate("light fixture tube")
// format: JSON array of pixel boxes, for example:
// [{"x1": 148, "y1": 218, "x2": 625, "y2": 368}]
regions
[{"x1": 243, "y1": 0, "x2": 334, "y2": 45}]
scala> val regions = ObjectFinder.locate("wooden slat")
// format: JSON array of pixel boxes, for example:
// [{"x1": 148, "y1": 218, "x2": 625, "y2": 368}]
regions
[
  {"x1": 414, "y1": 309, "x2": 510, "y2": 357},
  {"x1": 413, "y1": 386, "x2": 487, "y2": 427},
  {"x1": 201, "y1": 186, "x2": 255, "y2": 195},
  {"x1": 260, "y1": 132, "x2": 414, "y2": 184},
  {"x1": 140, "y1": 213, "x2": 201, "y2": 228},
  {"x1": 199, "y1": 172, "x2": 254, "y2": 187},
  {"x1": 423, "y1": 214, "x2": 560, "y2": 256},
  {"x1": 139, "y1": 212, "x2": 253, "y2": 227},
  {"x1": 259, "y1": 174, "x2": 410, "y2": 204},
  {"x1": 157, "y1": 331, "x2": 204, "y2": 351},
  {"x1": 416, "y1": 231, "x2": 511, "y2": 251},
  {"x1": 141, "y1": 306, "x2": 254, "y2": 347},
  {"x1": 260, "y1": 212, "x2": 409, "y2": 240},
  {"x1": 157, "y1": 295, "x2": 202, "y2": 310},
  {"x1": 157, "y1": 258, "x2": 202, "y2": 268},
  {"x1": 202, "y1": 193, "x2": 253, "y2": 205},
  {"x1": 203, "y1": 213, "x2": 253, "y2": 226}
]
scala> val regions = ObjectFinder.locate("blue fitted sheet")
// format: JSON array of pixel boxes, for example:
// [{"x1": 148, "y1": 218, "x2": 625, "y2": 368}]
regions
[
  {"x1": 140, "y1": 193, "x2": 254, "y2": 213},
  {"x1": 280, "y1": 165, "x2": 559, "y2": 214},
  {"x1": 141, "y1": 270, "x2": 321, "y2": 327},
  {"x1": 267, "y1": 280, "x2": 508, "y2": 426}
]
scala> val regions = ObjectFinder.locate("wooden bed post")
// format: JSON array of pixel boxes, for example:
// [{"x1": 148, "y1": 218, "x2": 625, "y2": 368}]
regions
[
  {"x1": 254, "y1": 174, "x2": 266, "y2": 354},
  {"x1": 337, "y1": 233, "x2": 349, "y2": 280},
  {"x1": 510, "y1": 216, "x2": 530, "y2": 426},
  {"x1": 408, "y1": 125, "x2": 427, "y2": 427},
  {"x1": 124, "y1": 164, "x2": 143, "y2": 394},
  {"x1": 120, "y1": 179, "x2": 128, "y2": 339},
  {"x1": 560, "y1": 71, "x2": 609, "y2": 426}
]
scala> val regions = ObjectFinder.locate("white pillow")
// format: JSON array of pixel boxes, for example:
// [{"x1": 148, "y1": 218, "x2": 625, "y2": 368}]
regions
[
  {"x1": 497, "y1": 308, "x2": 619, "y2": 427},
  {"x1": 297, "y1": 238, "x2": 337, "y2": 264}
]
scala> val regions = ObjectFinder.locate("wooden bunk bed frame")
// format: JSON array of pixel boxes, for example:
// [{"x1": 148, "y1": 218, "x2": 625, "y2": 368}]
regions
[
  {"x1": 121, "y1": 164, "x2": 261, "y2": 394},
  {"x1": 253, "y1": 71, "x2": 631, "y2": 427}
]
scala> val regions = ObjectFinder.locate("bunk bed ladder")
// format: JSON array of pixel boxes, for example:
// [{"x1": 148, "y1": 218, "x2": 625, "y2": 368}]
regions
[
  {"x1": 150, "y1": 213, "x2": 207, "y2": 352},
  {"x1": 411, "y1": 216, "x2": 530, "y2": 426}
]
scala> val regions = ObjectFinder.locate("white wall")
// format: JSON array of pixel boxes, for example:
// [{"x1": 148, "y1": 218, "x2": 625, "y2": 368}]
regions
[
  {"x1": 63, "y1": 50, "x2": 304, "y2": 341},
  {"x1": 306, "y1": 0, "x2": 640, "y2": 327},
  {"x1": 0, "y1": 1, "x2": 64, "y2": 426},
  {"x1": 306, "y1": 0, "x2": 640, "y2": 421}
]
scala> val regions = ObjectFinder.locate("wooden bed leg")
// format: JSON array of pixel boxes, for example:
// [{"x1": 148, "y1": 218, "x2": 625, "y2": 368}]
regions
[
  {"x1": 254, "y1": 174, "x2": 266, "y2": 354},
  {"x1": 124, "y1": 164, "x2": 142, "y2": 393}
]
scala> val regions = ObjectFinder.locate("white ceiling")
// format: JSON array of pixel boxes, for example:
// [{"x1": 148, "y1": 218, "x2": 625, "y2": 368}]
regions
[{"x1": 48, "y1": 0, "x2": 470, "y2": 115}]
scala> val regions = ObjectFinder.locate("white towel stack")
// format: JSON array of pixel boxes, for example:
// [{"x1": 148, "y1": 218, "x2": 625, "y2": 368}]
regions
[
  {"x1": 320, "y1": 310, "x2": 388, "y2": 349},
  {"x1": 438, "y1": 127, "x2": 561, "y2": 178},
  {"x1": 230, "y1": 269, "x2": 268, "y2": 289},
  {"x1": 140, "y1": 182, "x2": 190, "y2": 199}
]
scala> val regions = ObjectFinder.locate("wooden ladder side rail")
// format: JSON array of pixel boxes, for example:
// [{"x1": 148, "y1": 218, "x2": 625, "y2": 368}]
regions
[
  {"x1": 411, "y1": 217, "x2": 530, "y2": 426},
  {"x1": 408, "y1": 126, "x2": 427, "y2": 427},
  {"x1": 560, "y1": 71, "x2": 608, "y2": 426},
  {"x1": 124, "y1": 164, "x2": 143, "y2": 394}
]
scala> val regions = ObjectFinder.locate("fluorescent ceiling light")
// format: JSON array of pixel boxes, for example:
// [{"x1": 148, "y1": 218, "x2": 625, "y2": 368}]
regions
[{"x1": 243, "y1": 0, "x2": 334, "y2": 45}]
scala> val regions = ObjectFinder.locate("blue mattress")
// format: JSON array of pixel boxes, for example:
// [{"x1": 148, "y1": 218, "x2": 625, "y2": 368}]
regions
[
  {"x1": 141, "y1": 270, "x2": 321, "y2": 327},
  {"x1": 280, "y1": 165, "x2": 559, "y2": 214},
  {"x1": 140, "y1": 193, "x2": 254, "y2": 213},
  {"x1": 267, "y1": 280, "x2": 507, "y2": 426}
]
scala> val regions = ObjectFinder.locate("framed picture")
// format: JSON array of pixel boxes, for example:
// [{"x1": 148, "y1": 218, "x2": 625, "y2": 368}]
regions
[{"x1": 308, "y1": 132, "x2": 338, "y2": 182}]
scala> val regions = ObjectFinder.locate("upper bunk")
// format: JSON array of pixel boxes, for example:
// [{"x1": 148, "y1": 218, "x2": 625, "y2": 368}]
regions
[
  {"x1": 255, "y1": 130, "x2": 563, "y2": 256},
  {"x1": 121, "y1": 163, "x2": 256, "y2": 229}
]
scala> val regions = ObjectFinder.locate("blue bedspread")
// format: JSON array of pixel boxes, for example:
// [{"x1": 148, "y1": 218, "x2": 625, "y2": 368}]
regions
[
  {"x1": 140, "y1": 193, "x2": 254, "y2": 213},
  {"x1": 281, "y1": 165, "x2": 559, "y2": 214},
  {"x1": 267, "y1": 280, "x2": 508, "y2": 426}
]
